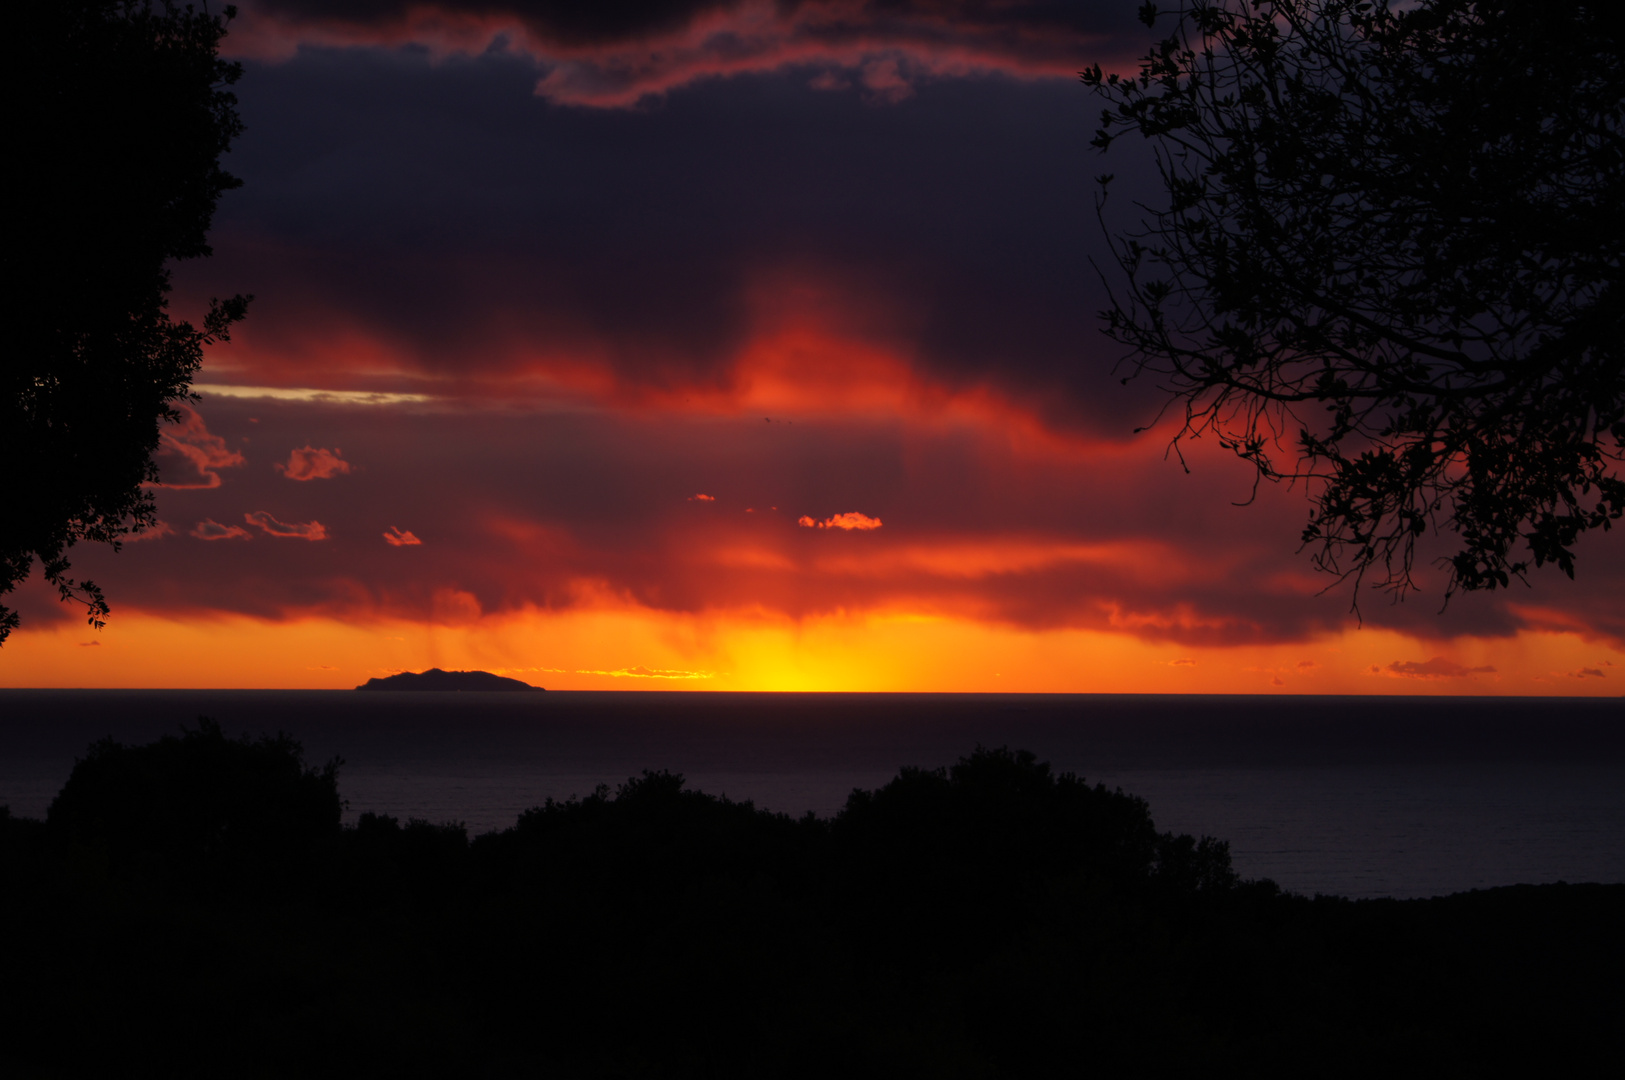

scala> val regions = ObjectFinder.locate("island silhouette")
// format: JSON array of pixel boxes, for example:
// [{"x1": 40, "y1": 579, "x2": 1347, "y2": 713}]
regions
[{"x1": 355, "y1": 668, "x2": 544, "y2": 691}]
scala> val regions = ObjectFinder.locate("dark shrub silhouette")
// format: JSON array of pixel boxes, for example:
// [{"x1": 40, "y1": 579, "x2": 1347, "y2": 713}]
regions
[
  {"x1": 337, "y1": 811, "x2": 471, "y2": 911},
  {"x1": 6, "y1": 732, "x2": 1623, "y2": 1076},
  {"x1": 477, "y1": 768, "x2": 815, "y2": 891},
  {"x1": 46, "y1": 717, "x2": 341, "y2": 888},
  {"x1": 834, "y1": 746, "x2": 1171, "y2": 887}
]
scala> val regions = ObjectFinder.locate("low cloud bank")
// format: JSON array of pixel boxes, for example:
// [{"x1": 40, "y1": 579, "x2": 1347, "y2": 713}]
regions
[{"x1": 1383, "y1": 657, "x2": 1497, "y2": 680}]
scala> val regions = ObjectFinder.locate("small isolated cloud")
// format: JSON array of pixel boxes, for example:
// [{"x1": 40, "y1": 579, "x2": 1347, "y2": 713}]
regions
[
  {"x1": 191, "y1": 519, "x2": 252, "y2": 541},
  {"x1": 245, "y1": 511, "x2": 329, "y2": 541},
  {"x1": 689, "y1": 493, "x2": 715, "y2": 502},
  {"x1": 800, "y1": 511, "x2": 883, "y2": 531},
  {"x1": 78, "y1": 641, "x2": 100, "y2": 647},
  {"x1": 275, "y1": 446, "x2": 352, "y2": 481},
  {"x1": 859, "y1": 56, "x2": 913, "y2": 103},
  {"x1": 1296, "y1": 660, "x2": 1316, "y2": 670},
  {"x1": 383, "y1": 527, "x2": 422, "y2": 547},
  {"x1": 1568, "y1": 667, "x2": 1607, "y2": 679},
  {"x1": 808, "y1": 69, "x2": 850, "y2": 92},
  {"x1": 1271, "y1": 676, "x2": 1285, "y2": 687},
  {"x1": 152, "y1": 406, "x2": 245, "y2": 489},
  {"x1": 1385, "y1": 657, "x2": 1498, "y2": 679},
  {"x1": 125, "y1": 521, "x2": 175, "y2": 542},
  {"x1": 824, "y1": 512, "x2": 883, "y2": 530},
  {"x1": 1167, "y1": 658, "x2": 1196, "y2": 667}
]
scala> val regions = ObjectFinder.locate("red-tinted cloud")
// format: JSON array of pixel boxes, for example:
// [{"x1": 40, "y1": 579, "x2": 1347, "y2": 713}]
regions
[
  {"x1": 48, "y1": 390, "x2": 1621, "y2": 656},
  {"x1": 191, "y1": 519, "x2": 253, "y2": 541},
  {"x1": 238, "y1": 1, "x2": 1148, "y2": 106},
  {"x1": 383, "y1": 527, "x2": 423, "y2": 546},
  {"x1": 151, "y1": 406, "x2": 245, "y2": 490},
  {"x1": 245, "y1": 511, "x2": 330, "y2": 541},
  {"x1": 275, "y1": 446, "x2": 353, "y2": 481},
  {"x1": 1502, "y1": 603, "x2": 1625, "y2": 651}
]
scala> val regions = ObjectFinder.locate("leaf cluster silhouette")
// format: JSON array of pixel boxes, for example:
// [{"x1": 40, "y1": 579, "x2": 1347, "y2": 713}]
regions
[
  {"x1": 1084, "y1": 0, "x2": 1625, "y2": 602},
  {"x1": 3, "y1": 725, "x2": 1622, "y2": 1075},
  {"x1": 3, "y1": 2, "x2": 249, "y2": 644}
]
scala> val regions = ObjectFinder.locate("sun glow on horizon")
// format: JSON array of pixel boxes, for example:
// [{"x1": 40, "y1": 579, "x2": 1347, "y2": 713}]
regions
[{"x1": 2, "y1": 602, "x2": 1618, "y2": 696}]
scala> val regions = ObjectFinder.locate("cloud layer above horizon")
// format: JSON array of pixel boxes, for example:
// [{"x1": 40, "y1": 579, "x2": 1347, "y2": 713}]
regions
[{"x1": 8, "y1": 1, "x2": 1621, "y2": 691}]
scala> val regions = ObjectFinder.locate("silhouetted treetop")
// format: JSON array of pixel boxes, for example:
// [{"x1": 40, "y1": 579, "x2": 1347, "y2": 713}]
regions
[
  {"x1": 835, "y1": 747, "x2": 1158, "y2": 883},
  {"x1": 834, "y1": 746, "x2": 1235, "y2": 893},
  {"x1": 46, "y1": 718, "x2": 340, "y2": 887},
  {"x1": 1084, "y1": 0, "x2": 1625, "y2": 602},
  {"x1": 3, "y1": 2, "x2": 249, "y2": 644},
  {"x1": 476, "y1": 768, "x2": 816, "y2": 898}
]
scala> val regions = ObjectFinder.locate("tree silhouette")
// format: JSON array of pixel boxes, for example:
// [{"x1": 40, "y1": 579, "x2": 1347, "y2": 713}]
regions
[
  {"x1": 3, "y1": 1, "x2": 249, "y2": 644},
  {"x1": 10, "y1": 732, "x2": 1625, "y2": 1074},
  {"x1": 1083, "y1": 0, "x2": 1624, "y2": 601},
  {"x1": 46, "y1": 717, "x2": 342, "y2": 890}
]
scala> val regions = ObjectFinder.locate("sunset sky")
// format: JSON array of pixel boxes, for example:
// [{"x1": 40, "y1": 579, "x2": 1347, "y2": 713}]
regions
[{"x1": 6, "y1": 0, "x2": 1621, "y2": 692}]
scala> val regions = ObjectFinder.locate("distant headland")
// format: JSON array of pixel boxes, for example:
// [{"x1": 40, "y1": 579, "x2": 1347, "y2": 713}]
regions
[{"x1": 355, "y1": 668, "x2": 544, "y2": 692}]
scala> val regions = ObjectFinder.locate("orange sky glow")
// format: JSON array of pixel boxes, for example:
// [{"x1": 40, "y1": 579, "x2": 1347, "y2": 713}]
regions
[
  {"x1": 7, "y1": 592, "x2": 1619, "y2": 695},
  {"x1": 5, "y1": 2, "x2": 1622, "y2": 693}
]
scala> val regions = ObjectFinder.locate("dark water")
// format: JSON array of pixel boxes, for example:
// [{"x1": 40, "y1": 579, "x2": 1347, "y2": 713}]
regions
[{"x1": 2, "y1": 690, "x2": 1621, "y2": 899}]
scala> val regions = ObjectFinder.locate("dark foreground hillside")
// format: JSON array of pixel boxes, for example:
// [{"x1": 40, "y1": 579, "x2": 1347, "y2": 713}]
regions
[{"x1": 3, "y1": 721, "x2": 1620, "y2": 1077}]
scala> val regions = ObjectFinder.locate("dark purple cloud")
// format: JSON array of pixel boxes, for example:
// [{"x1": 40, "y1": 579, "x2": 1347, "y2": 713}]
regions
[
  {"x1": 172, "y1": 45, "x2": 1167, "y2": 434},
  {"x1": 241, "y1": 1, "x2": 1150, "y2": 108},
  {"x1": 254, "y1": 0, "x2": 743, "y2": 45}
]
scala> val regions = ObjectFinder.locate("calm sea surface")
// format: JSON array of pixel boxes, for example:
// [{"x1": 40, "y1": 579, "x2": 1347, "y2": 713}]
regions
[{"x1": 2, "y1": 690, "x2": 1621, "y2": 900}]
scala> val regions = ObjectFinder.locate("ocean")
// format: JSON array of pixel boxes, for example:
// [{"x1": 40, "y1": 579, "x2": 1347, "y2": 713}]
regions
[{"x1": 2, "y1": 690, "x2": 1621, "y2": 900}]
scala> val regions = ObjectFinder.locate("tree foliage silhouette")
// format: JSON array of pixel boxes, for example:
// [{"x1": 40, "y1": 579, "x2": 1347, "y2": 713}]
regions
[
  {"x1": 2, "y1": 1, "x2": 249, "y2": 644},
  {"x1": 47, "y1": 717, "x2": 342, "y2": 889},
  {"x1": 1083, "y1": 0, "x2": 1624, "y2": 601},
  {"x1": 9, "y1": 733, "x2": 1625, "y2": 1074}
]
